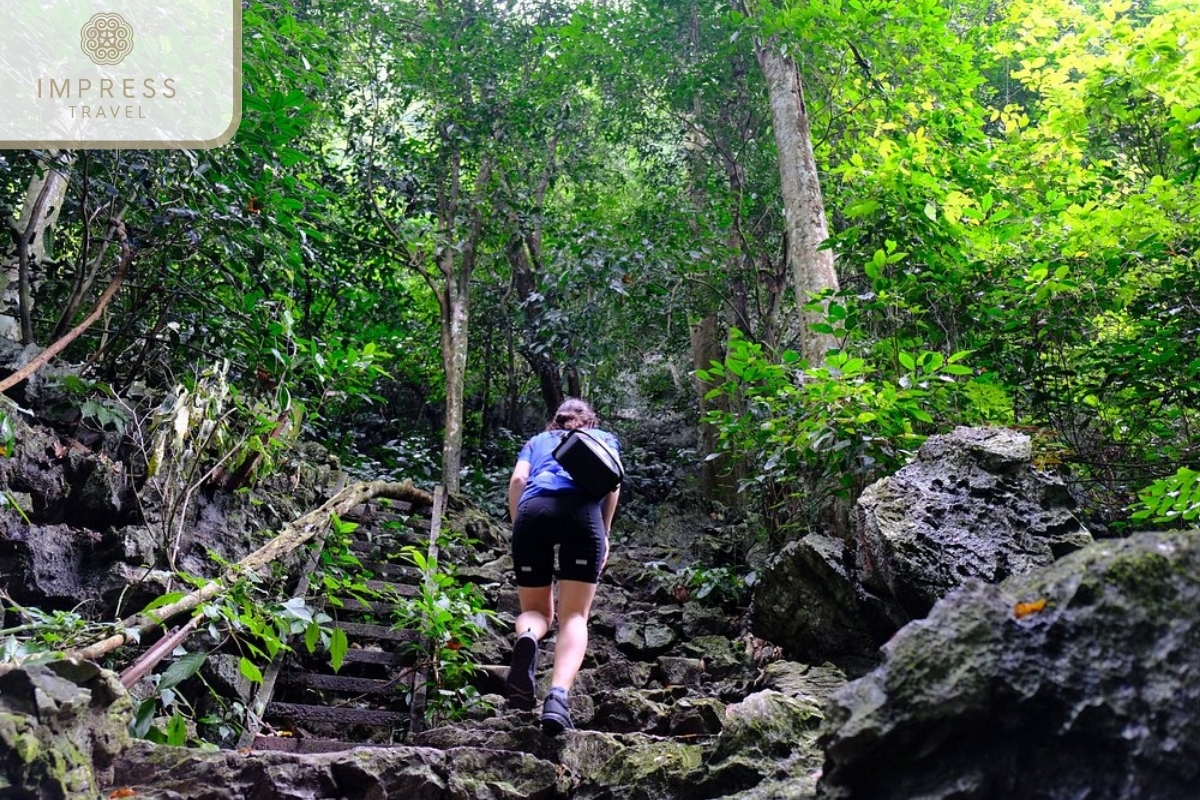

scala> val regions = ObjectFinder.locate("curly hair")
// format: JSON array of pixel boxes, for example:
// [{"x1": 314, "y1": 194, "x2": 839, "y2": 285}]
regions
[{"x1": 547, "y1": 397, "x2": 598, "y2": 431}]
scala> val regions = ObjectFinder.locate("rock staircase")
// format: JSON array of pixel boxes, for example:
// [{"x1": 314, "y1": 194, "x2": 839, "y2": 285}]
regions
[
  {"x1": 110, "y1": 497, "x2": 843, "y2": 799},
  {"x1": 240, "y1": 492, "x2": 441, "y2": 753}
]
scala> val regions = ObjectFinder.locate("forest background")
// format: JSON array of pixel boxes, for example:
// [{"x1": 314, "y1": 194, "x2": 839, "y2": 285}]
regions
[{"x1": 3, "y1": 0, "x2": 1198, "y2": 551}]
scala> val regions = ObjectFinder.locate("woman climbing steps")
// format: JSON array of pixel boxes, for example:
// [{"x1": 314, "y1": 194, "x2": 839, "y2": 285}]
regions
[{"x1": 504, "y1": 398, "x2": 621, "y2": 735}]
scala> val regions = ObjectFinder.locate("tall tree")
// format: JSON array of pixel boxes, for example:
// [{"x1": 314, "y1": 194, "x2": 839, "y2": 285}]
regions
[
  {"x1": 358, "y1": 0, "x2": 500, "y2": 493},
  {"x1": 749, "y1": 10, "x2": 839, "y2": 364}
]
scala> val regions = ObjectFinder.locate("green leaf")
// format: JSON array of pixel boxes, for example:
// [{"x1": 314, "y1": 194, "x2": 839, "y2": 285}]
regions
[
  {"x1": 238, "y1": 657, "x2": 264, "y2": 684},
  {"x1": 845, "y1": 198, "x2": 881, "y2": 218},
  {"x1": 130, "y1": 698, "x2": 157, "y2": 739},
  {"x1": 330, "y1": 626, "x2": 349, "y2": 673},
  {"x1": 158, "y1": 652, "x2": 207, "y2": 691},
  {"x1": 166, "y1": 712, "x2": 188, "y2": 747},
  {"x1": 142, "y1": 593, "x2": 188, "y2": 613}
]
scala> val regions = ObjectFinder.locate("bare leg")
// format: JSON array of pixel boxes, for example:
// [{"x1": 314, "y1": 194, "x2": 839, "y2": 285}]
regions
[
  {"x1": 549, "y1": 579, "x2": 598, "y2": 691},
  {"x1": 515, "y1": 585, "x2": 554, "y2": 640}
]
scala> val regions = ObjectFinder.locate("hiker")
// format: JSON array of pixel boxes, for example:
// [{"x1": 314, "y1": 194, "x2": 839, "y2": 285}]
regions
[{"x1": 505, "y1": 397, "x2": 621, "y2": 735}]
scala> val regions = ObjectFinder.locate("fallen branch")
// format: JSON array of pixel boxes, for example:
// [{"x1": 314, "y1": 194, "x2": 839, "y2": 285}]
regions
[
  {"x1": 64, "y1": 479, "x2": 433, "y2": 663},
  {"x1": 118, "y1": 614, "x2": 201, "y2": 689}
]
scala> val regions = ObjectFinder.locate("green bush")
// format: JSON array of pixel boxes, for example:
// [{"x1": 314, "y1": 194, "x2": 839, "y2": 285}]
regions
[{"x1": 696, "y1": 328, "x2": 976, "y2": 541}]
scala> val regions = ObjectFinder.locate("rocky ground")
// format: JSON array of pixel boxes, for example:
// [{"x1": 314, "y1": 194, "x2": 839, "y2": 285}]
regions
[
  {"x1": 5, "y1": 386, "x2": 1200, "y2": 799},
  {"x1": 99, "y1": 497, "x2": 843, "y2": 799}
]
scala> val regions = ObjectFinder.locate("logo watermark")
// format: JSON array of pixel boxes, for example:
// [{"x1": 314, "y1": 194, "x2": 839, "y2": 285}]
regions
[
  {"x1": 1, "y1": 1, "x2": 241, "y2": 148},
  {"x1": 80, "y1": 13, "x2": 135, "y2": 66}
]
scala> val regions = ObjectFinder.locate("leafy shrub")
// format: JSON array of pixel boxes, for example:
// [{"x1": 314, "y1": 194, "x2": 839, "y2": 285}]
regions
[
  {"x1": 645, "y1": 561, "x2": 751, "y2": 610},
  {"x1": 695, "y1": 328, "x2": 976, "y2": 541},
  {"x1": 392, "y1": 542, "x2": 495, "y2": 722},
  {"x1": 1130, "y1": 466, "x2": 1200, "y2": 527}
]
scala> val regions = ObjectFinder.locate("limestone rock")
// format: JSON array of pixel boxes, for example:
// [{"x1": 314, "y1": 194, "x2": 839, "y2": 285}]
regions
[
  {"x1": 567, "y1": 733, "x2": 706, "y2": 800},
  {"x1": 614, "y1": 617, "x2": 677, "y2": 658},
  {"x1": 679, "y1": 635, "x2": 750, "y2": 680},
  {"x1": 699, "y1": 689, "x2": 826, "y2": 799},
  {"x1": 667, "y1": 696, "x2": 725, "y2": 736},
  {"x1": 111, "y1": 740, "x2": 569, "y2": 799},
  {"x1": 818, "y1": 530, "x2": 1200, "y2": 800},
  {"x1": 679, "y1": 602, "x2": 730, "y2": 638},
  {"x1": 756, "y1": 661, "x2": 847, "y2": 707},
  {"x1": 855, "y1": 426, "x2": 1093, "y2": 618},
  {"x1": 655, "y1": 655, "x2": 706, "y2": 688},
  {"x1": 0, "y1": 660, "x2": 132, "y2": 799},
  {"x1": 751, "y1": 426, "x2": 1093, "y2": 665},
  {"x1": 751, "y1": 534, "x2": 900, "y2": 666}
]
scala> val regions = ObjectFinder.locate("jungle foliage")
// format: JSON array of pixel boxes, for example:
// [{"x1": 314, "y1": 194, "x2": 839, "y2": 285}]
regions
[{"x1": 1, "y1": 0, "x2": 1197, "y2": 537}]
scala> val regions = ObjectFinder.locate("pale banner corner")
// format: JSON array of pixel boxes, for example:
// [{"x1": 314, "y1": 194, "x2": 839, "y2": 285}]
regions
[{"x1": 0, "y1": 0, "x2": 242, "y2": 149}]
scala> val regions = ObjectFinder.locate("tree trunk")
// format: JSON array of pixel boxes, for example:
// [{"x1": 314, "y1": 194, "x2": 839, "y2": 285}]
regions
[
  {"x1": 440, "y1": 254, "x2": 470, "y2": 494},
  {"x1": 436, "y1": 153, "x2": 492, "y2": 494},
  {"x1": 756, "y1": 43, "x2": 839, "y2": 364},
  {"x1": 0, "y1": 221, "x2": 133, "y2": 395},
  {"x1": 1, "y1": 152, "x2": 73, "y2": 343}
]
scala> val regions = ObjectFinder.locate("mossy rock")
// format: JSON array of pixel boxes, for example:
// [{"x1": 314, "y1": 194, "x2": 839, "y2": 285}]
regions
[{"x1": 819, "y1": 530, "x2": 1200, "y2": 800}]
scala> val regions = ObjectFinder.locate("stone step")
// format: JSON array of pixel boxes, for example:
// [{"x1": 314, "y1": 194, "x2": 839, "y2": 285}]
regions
[
  {"x1": 330, "y1": 596, "x2": 408, "y2": 616},
  {"x1": 331, "y1": 621, "x2": 418, "y2": 643},
  {"x1": 252, "y1": 735, "x2": 394, "y2": 754},
  {"x1": 264, "y1": 701, "x2": 409, "y2": 728},
  {"x1": 364, "y1": 579, "x2": 423, "y2": 596},
  {"x1": 341, "y1": 499, "x2": 430, "y2": 520},
  {"x1": 283, "y1": 672, "x2": 409, "y2": 695},
  {"x1": 338, "y1": 648, "x2": 413, "y2": 666},
  {"x1": 357, "y1": 560, "x2": 421, "y2": 581},
  {"x1": 348, "y1": 535, "x2": 427, "y2": 555}
]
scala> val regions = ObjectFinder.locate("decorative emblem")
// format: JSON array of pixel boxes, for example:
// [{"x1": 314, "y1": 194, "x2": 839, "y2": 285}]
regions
[{"x1": 80, "y1": 13, "x2": 134, "y2": 66}]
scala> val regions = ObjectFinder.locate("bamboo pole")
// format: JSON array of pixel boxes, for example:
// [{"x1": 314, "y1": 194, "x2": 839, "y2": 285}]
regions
[{"x1": 65, "y1": 479, "x2": 433, "y2": 663}]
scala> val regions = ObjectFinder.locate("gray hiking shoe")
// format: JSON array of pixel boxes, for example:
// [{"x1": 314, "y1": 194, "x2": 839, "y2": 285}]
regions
[
  {"x1": 541, "y1": 686, "x2": 574, "y2": 736},
  {"x1": 506, "y1": 632, "x2": 539, "y2": 710}
]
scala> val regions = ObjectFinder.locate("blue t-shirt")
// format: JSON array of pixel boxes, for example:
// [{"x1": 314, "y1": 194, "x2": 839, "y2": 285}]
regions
[{"x1": 517, "y1": 428, "x2": 621, "y2": 502}]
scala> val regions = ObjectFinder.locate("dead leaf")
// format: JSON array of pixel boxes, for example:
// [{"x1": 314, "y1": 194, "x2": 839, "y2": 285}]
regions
[{"x1": 1013, "y1": 598, "x2": 1048, "y2": 619}]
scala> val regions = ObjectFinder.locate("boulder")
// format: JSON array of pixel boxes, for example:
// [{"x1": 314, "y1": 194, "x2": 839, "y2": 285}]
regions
[
  {"x1": 0, "y1": 660, "x2": 133, "y2": 798},
  {"x1": 752, "y1": 426, "x2": 1093, "y2": 665},
  {"x1": 751, "y1": 534, "x2": 902, "y2": 668},
  {"x1": 855, "y1": 426, "x2": 1093, "y2": 618},
  {"x1": 0, "y1": 521, "x2": 126, "y2": 610},
  {"x1": 563, "y1": 733, "x2": 706, "y2": 800},
  {"x1": 0, "y1": 403, "x2": 132, "y2": 530},
  {"x1": 817, "y1": 530, "x2": 1200, "y2": 800}
]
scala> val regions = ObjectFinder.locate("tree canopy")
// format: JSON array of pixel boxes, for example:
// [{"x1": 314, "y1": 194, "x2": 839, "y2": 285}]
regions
[{"x1": 3, "y1": 0, "x2": 1198, "y2": 534}]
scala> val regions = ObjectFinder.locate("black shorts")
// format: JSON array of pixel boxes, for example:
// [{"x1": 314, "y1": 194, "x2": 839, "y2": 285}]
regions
[{"x1": 511, "y1": 494, "x2": 608, "y2": 586}]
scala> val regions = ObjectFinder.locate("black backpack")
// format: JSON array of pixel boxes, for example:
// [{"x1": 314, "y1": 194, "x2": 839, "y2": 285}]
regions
[{"x1": 552, "y1": 429, "x2": 624, "y2": 499}]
